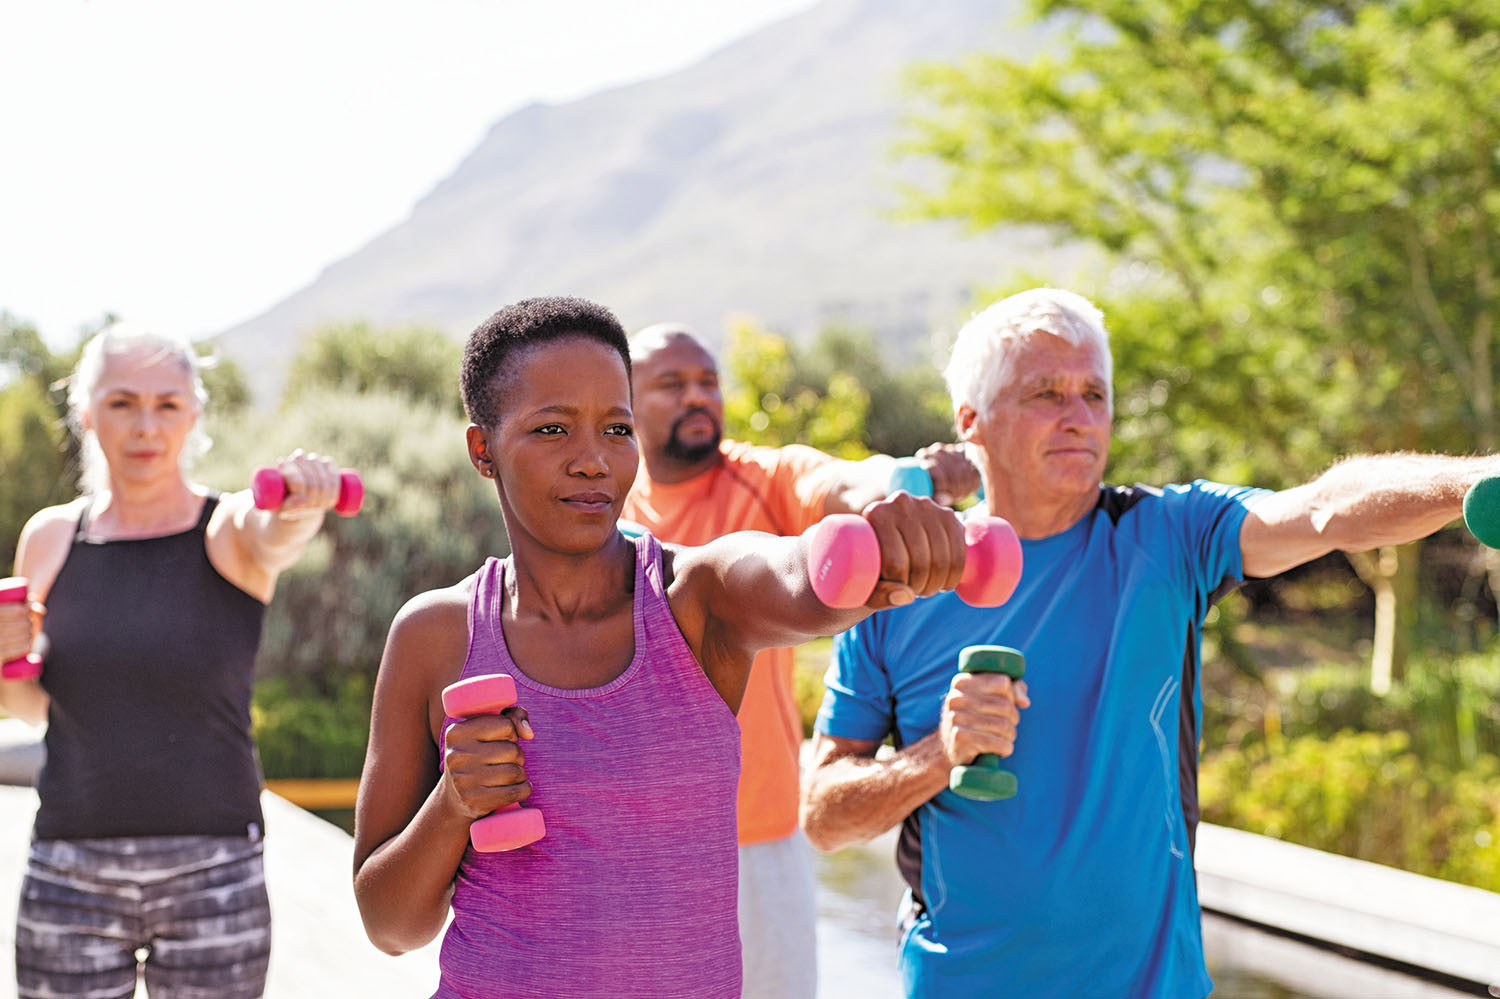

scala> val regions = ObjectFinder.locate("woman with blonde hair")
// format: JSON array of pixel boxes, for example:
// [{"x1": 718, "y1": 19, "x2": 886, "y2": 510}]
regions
[{"x1": 0, "y1": 324, "x2": 349, "y2": 999}]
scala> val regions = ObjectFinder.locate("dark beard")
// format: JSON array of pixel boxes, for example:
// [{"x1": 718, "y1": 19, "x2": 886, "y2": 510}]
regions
[{"x1": 663, "y1": 410, "x2": 721, "y2": 464}]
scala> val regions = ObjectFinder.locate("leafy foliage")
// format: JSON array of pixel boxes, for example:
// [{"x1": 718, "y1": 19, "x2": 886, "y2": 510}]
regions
[
  {"x1": 201, "y1": 387, "x2": 504, "y2": 687},
  {"x1": 902, "y1": 0, "x2": 1500, "y2": 486},
  {"x1": 1200, "y1": 730, "x2": 1500, "y2": 892},
  {"x1": 252, "y1": 673, "x2": 372, "y2": 779},
  {"x1": 281, "y1": 320, "x2": 463, "y2": 415},
  {"x1": 721, "y1": 318, "x2": 956, "y2": 459}
]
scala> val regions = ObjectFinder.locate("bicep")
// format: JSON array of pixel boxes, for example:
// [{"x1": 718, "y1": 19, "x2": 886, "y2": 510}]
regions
[
  {"x1": 353, "y1": 603, "x2": 452, "y2": 870},
  {"x1": 807, "y1": 731, "x2": 881, "y2": 771}
]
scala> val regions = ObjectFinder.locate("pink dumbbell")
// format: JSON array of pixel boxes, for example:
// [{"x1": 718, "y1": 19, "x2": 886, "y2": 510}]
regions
[
  {"x1": 251, "y1": 466, "x2": 364, "y2": 517},
  {"x1": 0, "y1": 577, "x2": 42, "y2": 680},
  {"x1": 441, "y1": 673, "x2": 547, "y2": 853},
  {"x1": 805, "y1": 513, "x2": 1023, "y2": 609}
]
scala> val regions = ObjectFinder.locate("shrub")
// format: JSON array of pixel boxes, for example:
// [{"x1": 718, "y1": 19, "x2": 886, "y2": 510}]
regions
[
  {"x1": 252, "y1": 674, "x2": 372, "y2": 779},
  {"x1": 1200, "y1": 730, "x2": 1500, "y2": 892}
]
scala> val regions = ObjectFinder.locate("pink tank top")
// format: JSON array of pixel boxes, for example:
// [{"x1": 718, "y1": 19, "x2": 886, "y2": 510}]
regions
[{"x1": 434, "y1": 533, "x2": 742, "y2": 999}]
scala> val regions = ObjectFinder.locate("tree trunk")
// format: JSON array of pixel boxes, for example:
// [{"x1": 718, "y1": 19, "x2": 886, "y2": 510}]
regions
[{"x1": 1344, "y1": 541, "x2": 1421, "y2": 695}]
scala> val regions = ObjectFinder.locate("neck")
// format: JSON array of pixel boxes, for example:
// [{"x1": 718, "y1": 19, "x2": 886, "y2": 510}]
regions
[
  {"x1": 91, "y1": 476, "x2": 201, "y2": 536},
  {"x1": 982, "y1": 475, "x2": 1099, "y2": 539},
  {"x1": 640, "y1": 445, "x2": 721, "y2": 486},
  {"x1": 503, "y1": 529, "x2": 635, "y2": 622}
]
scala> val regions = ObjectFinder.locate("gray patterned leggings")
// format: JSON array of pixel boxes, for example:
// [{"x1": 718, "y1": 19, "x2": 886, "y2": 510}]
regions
[{"x1": 15, "y1": 834, "x2": 271, "y2": 999}]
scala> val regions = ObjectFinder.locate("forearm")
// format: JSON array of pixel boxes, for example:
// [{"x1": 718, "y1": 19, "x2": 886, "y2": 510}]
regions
[
  {"x1": 1244, "y1": 452, "x2": 1500, "y2": 578},
  {"x1": 0, "y1": 679, "x2": 47, "y2": 726},
  {"x1": 822, "y1": 455, "x2": 898, "y2": 516},
  {"x1": 800, "y1": 732, "x2": 951, "y2": 852},
  {"x1": 1301, "y1": 453, "x2": 1498, "y2": 549},
  {"x1": 233, "y1": 494, "x2": 326, "y2": 574},
  {"x1": 354, "y1": 783, "x2": 473, "y2": 954}
]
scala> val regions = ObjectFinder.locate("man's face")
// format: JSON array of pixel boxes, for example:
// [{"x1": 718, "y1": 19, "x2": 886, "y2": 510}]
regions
[
  {"x1": 631, "y1": 333, "x2": 724, "y2": 465},
  {"x1": 963, "y1": 332, "x2": 1112, "y2": 503}
]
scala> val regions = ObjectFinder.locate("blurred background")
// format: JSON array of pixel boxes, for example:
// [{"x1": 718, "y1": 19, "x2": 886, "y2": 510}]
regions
[{"x1": 2, "y1": 1, "x2": 1498, "y2": 995}]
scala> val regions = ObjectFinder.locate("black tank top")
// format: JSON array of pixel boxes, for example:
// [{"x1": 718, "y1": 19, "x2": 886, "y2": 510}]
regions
[{"x1": 35, "y1": 494, "x2": 269, "y2": 839}]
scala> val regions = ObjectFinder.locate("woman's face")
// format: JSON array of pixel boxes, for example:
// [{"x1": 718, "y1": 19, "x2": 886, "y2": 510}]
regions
[
  {"x1": 473, "y1": 336, "x2": 638, "y2": 555},
  {"x1": 83, "y1": 345, "x2": 200, "y2": 489}
]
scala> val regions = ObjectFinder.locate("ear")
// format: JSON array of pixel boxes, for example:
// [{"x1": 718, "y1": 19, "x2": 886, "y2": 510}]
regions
[
  {"x1": 466, "y1": 424, "x2": 495, "y2": 478},
  {"x1": 956, "y1": 403, "x2": 982, "y2": 447}
]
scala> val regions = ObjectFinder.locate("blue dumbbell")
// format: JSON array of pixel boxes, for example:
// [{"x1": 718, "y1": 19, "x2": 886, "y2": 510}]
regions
[
  {"x1": 888, "y1": 458, "x2": 934, "y2": 498},
  {"x1": 888, "y1": 457, "x2": 985, "y2": 502}
]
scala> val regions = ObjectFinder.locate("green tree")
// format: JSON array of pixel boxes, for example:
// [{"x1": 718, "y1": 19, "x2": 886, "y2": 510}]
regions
[
  {"x1": 281, "y1": 320, "x2": 463, "y2": 414},
  {"x1": 722, "y1": 318, "x2": 956, "y2": 459},
  {"x1": 0, "y1": 314, "x2": 77, "y2": 565},
  {"x1": 902, "y1": 0, "x2": 1500, "y2": 687},
  {"x1": 0, "y1": 377, "x2": 71, "y2": 569}
]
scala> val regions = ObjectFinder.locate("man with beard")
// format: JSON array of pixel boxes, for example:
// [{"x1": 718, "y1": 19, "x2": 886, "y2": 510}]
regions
[{"x1": 622, "y1": 322, "x2": 978, "y2": 999}]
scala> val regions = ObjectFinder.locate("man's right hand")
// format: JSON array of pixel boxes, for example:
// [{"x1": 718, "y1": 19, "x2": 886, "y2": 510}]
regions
[{"x1": 939, "y1": 669, "x2": 1030, "y2": 766}]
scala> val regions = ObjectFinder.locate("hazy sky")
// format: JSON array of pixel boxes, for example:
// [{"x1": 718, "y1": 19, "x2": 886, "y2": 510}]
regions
[{"x1": 0, "y1": 0, "x2": 820, "y2": 346}]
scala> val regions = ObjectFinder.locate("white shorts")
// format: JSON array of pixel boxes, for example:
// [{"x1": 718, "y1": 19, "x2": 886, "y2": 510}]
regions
[{"x1": 738, "y1": 829, "x2": 818, "y2": 999}]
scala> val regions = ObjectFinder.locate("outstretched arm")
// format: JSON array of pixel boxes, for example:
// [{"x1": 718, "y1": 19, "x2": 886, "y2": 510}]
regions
[
  {"x1": 1240, "y1": 453, "x2": 1500, "y2": 579},
  {"x1": 667, "y1": 492, "x2": 969, "y2": 712},
  {"x1": 210, "y1": 451, "x2": 346, "y2": 602}
]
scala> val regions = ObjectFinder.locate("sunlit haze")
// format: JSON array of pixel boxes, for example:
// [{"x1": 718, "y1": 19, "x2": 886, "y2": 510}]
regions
[{"x1": 0, "y1": 0, "x2": 819, "y2": 346}]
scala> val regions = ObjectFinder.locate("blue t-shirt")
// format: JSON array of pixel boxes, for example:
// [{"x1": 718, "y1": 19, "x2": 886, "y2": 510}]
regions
[{"x1": 816, "y1": 481, "x2": 1267, "y2": 998}]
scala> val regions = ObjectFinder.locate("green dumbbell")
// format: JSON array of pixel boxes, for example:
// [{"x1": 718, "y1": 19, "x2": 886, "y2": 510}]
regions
[{"x1": 948, "y1": 645, "x2": 1026, "y2": 801}]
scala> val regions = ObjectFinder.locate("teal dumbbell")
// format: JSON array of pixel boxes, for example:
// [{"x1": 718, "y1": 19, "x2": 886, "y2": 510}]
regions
[
  {"x1": 948, "y1": 645, "x2": 1026, "y2": 801},
  {"x1": 1464, "y1": 476, "x2": 1500, "y2": 548},
  {"x1": 888, "y1": 457, "x2": 985, "y2": 503},
  {"x1": 888, "y1": 458, "x2": 935, "y2": 498}
]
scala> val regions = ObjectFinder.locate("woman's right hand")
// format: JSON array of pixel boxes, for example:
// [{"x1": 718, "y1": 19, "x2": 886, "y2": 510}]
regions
[
  {"x1": 0, "y1": 596, "x2": 40, "y2": 668},
  {"x1": 440, "y1": 707, "x2": 535, "y2": 820}
]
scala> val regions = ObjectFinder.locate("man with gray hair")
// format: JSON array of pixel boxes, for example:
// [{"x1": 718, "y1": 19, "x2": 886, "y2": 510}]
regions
[{"x1": 801, "y1": 287, "x2": 1496, "y2": 996}]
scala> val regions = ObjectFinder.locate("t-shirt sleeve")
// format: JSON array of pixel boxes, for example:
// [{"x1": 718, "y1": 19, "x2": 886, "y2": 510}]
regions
[
  {"x1": 766, "y1": 444, "x2": 841, "y2": 534},
  {"x1": 814, "y1": 616, "x2": 895, "y2": 742},
  {"x1": 1168, "y1": 479, "x2": 1271, "y2": 595}
]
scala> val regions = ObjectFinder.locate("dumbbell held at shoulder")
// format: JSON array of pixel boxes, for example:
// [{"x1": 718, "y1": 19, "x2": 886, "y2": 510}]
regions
[
  {"x1": 805, "y1": 495, "x2": 1022, "y2": 610},
  {"x1": 441, "y1": 674, "x2": 546, "y2": 853},
  {"x1": 0, "y1": 577, "x2": 42, "y2": 681}
]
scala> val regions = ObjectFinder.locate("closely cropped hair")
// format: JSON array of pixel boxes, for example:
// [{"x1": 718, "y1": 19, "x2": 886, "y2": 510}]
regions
[
  {"x1": 462, "y1": 297, "x2": 631, "y2": 427},
  {"x1": 943, "y1": 287, "x2": 1113, "y2": 417},
  {"x1": 67, "y1": 324, "x2": 212, "y2": 496}
]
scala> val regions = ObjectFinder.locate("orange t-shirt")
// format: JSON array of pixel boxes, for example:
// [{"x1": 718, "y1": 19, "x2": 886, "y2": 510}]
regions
[{"x1": 622, "y1": 439, "x2": 838, "y2": 845}]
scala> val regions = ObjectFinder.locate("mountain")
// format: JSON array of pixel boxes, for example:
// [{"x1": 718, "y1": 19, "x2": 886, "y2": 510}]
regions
[{"x1": 214, "y1": 0, "x2": 1068, "y2": 406}]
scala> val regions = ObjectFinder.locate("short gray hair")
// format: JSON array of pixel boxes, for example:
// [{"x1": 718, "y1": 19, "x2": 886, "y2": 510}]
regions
[
  {"x1": 66, "y1": 324, "x2": 212, "y2": 495},
  {"x1": 943, "y1": 288, "x2": 1113, "y2": 417}
]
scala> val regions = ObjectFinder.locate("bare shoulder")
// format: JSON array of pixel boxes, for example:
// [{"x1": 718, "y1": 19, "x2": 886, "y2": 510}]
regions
[
  {"x1": 376, "y1": 575, "x2": 479, "y2": 732},
  {"x1": 15, "y1": 499, "x2": 87, "y2": 597}
]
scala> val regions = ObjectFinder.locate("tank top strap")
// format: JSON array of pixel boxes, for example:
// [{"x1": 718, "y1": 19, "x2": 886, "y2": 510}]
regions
[
  {"x1": 463, "y1": 556, "x2": 506, "y2": 676},
  {"x1": 195, "y1": 492, "x2": 220, "y2": 532}
]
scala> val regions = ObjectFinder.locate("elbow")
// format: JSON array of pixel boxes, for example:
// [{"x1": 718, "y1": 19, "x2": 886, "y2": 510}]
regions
[
  {"x1": 359, "y1": 914, "x2": 441, "y2": 957},
  {"x1": 353, "y1": 880, "x2": 446, "y2": 956}
]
